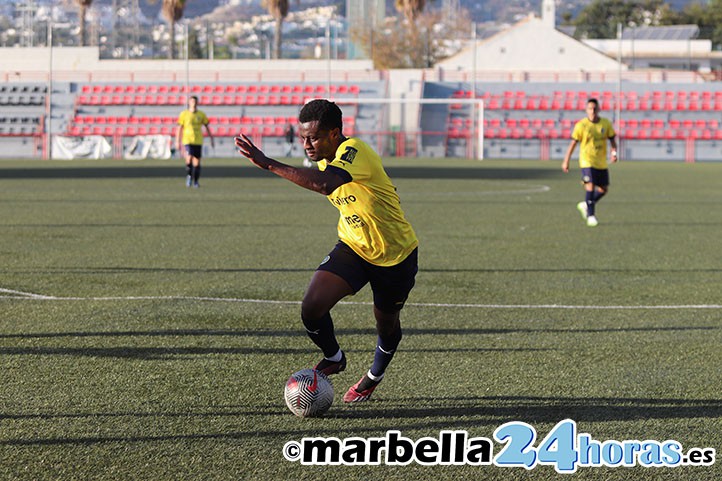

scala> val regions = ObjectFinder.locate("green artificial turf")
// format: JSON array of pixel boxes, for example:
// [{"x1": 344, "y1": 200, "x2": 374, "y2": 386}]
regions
[{"x1": 1, "y1": 157, "x2": 720, "y2": 480}]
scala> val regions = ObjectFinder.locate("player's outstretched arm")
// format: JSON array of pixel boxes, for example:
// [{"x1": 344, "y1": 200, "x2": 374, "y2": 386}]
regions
[{"x1": 235, "y1": 134, "x2": 346, "y2": 195}]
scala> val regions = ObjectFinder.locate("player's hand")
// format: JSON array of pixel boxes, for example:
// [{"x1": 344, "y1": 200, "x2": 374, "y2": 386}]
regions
[
  {"x1": 561, "y1": 160, "x2": 569, "y2": 173},
  {"x1": 610, "y1": 150, "x2": 618, "y2": 163},
  {"x1": 235, "y1": 134, "x2": 271, "y2": 170}
]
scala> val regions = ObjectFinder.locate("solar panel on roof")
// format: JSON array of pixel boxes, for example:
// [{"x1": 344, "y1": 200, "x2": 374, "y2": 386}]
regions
[{"x1": 621, "y1": 25, "x2": 699, "y2": 41}]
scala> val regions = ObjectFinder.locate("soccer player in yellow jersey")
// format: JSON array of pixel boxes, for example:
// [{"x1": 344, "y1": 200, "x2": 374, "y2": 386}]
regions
[
  {"x1": 176, "y1": 96, "x2": 214, "y2": 188},
  {"x1": 562, "y1": 98, "x2": 618, "y2": 227},
  {"x1": 234, "y1": 99, "x2": 418, "y2": 403}
]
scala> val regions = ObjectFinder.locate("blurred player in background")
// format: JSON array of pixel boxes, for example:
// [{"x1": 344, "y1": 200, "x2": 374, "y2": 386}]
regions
[
  {"x1": 285, "y1": 123, "x2": 295, "y2": 156},
  {"x1": 235, "y1": 99, "x2": 418, "y2": 403},
  {"x1": 176, "y1": 95, "x2": 214, "y2": 188},
  {"x1": 562, "y1": 98, "x2": 618, "y2": 227}
]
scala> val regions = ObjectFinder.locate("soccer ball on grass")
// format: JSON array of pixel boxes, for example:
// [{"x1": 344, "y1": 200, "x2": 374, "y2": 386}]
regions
[{"x1": 284, "y1": 368, "x2": 334, "y2": 417}]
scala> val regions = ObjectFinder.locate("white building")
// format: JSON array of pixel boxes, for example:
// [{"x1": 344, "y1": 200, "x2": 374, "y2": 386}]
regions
[{"x1": 437, "y1": 0, "x2": 624, "y2": 75}]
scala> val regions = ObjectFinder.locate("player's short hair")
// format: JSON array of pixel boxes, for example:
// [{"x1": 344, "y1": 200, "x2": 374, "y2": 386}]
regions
[
  {"x1": 189, "y1": 95, "x2": 199, "y2": 103},
  {"x1": 299, "y1": 99, "x2": 343, "y2": 132},
  {"x1": 586, "y1": 98, "x2": 599, "y2": 107}
]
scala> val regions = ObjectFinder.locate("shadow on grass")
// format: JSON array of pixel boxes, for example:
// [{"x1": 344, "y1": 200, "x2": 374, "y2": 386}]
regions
[
  {"x1": 1, "y1": 165, "x2": 558, "y2": 181},
  {"x1": 1, "y1": 395, "x2": 720, "y2": 446},
  {"x1": 0, "y1": 325, "x2": 716, "y2": 342},
  {"x1": 6, "y1": 265, "x2": 722, "y2": 275},
  {"x1": 0, "y1": 344, "x2": 551, "y2": 360}
]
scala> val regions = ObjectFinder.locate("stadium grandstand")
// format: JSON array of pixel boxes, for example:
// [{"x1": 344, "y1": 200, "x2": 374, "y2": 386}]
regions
[{"x1": 1, "y1": 2, "x2": 721, "y2": 163}]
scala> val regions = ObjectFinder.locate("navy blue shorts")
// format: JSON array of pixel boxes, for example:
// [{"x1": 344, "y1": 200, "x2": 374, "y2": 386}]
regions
[
  {"x1": 581, "y1": 167, "x2": 609, "y2": 187},
  {"x1": 317, "y1": 241, "x2": 418, "y2": 313},
  {"x1": 184, "y1": 144, "x2": 203, "y2": 159}
]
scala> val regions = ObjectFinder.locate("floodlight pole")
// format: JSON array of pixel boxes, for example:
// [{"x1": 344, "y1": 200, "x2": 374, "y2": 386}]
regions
[
  {"x1": 326, "y1": 19, "x2": 331, "y2": 96},
  {"x1": 46, "y1": 18, "x2": 53, "y2": 160},
  {"x1": 472, "y1": 23, "x2": 481, "y2": 159},
  {"x1": 616, "y1": 23, "x2": 622, "y2": 136}
]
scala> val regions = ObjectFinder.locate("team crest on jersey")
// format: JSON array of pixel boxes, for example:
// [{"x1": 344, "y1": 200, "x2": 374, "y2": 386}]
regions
[{"x1": 339, "y1": 146, "x2": 358, "y2": 164}]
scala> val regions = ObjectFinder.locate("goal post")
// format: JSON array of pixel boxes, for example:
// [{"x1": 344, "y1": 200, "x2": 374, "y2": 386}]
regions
[{"x1": 329, "y1": 97, "x2": 485, "y2": 160}]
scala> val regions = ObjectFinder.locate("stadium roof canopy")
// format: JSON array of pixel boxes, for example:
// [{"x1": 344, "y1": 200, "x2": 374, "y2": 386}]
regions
[{"x1": 621, "y1": 25, "x2": 699, "y2": 41}]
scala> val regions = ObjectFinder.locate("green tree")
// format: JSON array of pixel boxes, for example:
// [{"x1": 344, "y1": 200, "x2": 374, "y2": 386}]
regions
[
  {"x1": 188, "y1": 26, "x2": 203, "y2": 59},
  {"x1": 572, "y1": 0, "x2": 666, "y2": 39},
  {"x1": 662, "y1": 0, "x2": 722, "y2": 49}
]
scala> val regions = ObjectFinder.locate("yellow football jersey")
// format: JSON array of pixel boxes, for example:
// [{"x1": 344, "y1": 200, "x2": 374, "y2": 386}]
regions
[
  {"x1": 318, "y1": 138, "x2": 418, "y2": 267},
  {"x1": 177, "y1": 109, "x2": 209, "y2": 146},
  {"x1": 571, "y1": 117, "x2": 616, "y2": 169}
]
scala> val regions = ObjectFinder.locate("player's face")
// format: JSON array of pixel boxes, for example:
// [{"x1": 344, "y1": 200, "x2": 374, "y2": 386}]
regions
[
  {"x1": 586, "y1": 102, "x2": 599, "y2": 121},
  {"x1": 188, "y1": 97, "x2": 198, "y2": 111},
  {"x1": 298, "y1": 121, "x2": 340, "y2": 162}
]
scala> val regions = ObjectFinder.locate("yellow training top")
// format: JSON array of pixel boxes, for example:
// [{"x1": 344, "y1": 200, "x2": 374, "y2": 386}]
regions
[
  {"x1": 177, "y1": 109, "x2": 209, "y2": 146},
  {"x1": 318, "y1": 137, "x2": 418, "y2": 267},
  {"x1": 571, "y1": 117, "x2": 616, "y2": 169}
]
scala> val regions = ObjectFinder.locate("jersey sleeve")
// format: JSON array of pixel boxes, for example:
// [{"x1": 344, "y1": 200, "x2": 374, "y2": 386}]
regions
[{"x1": 571, "y1": 120, "x2": 583, "y2": 141}]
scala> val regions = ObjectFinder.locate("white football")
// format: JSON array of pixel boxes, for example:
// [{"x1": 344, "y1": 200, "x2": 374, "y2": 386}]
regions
[{"x1": 284, "y1": 368, "x2": 334, "y2": 417}]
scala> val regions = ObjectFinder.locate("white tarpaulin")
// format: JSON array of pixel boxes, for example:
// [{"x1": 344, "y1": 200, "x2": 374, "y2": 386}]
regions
[
  {"x1": 52, "y1": 135, "x2": 112, "y2": 160},
  {"x1": 124, "y1": 135, "x2": 172, "y2": 160}
]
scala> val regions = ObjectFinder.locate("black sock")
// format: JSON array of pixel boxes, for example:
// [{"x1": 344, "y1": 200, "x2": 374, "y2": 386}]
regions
[
  {"x1": 185, "y1": 164, "x2": 192, "y2": 177},
  {"x1": 369, "y1": 327, "x2": 402, "y2": 379},
  {"x1": 193, "y1": 164, "x2": 201, "y2": 183},
  {"x1": 302, "y1": 312, "x2": 340, "y2": 359},
  {"x1": 592, "y1": 190, "x2": 606, "y2": 203},
  {"x1": 585, "y1": 190, "x2": 595, "y2": 216}
]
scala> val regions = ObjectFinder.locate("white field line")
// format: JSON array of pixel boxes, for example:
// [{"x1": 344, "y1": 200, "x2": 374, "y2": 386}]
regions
[{"x1": 1, "y1": 288, "x2": 720, "y2": 309}]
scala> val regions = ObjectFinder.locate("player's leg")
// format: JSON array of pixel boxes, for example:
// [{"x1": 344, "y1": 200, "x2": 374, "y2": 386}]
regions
[
  {"x1": 184, "y1": 145, "x2": 193, "y2": 187},
  {"x1": 190, "y1": 145, "x2": 202, "y2": 187},
  {"x1": 591, "y1": 168, "x2": 609, "y2": 204},
  {"x1": 303, "y1": 242, "x2": 366, "y2": 375},
  {"x1": 344, "y1": 248, "x2": 418, "y2": 403},
  {"x1": 586, "y1": 169, "x2": 609, "y2": 226}
]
